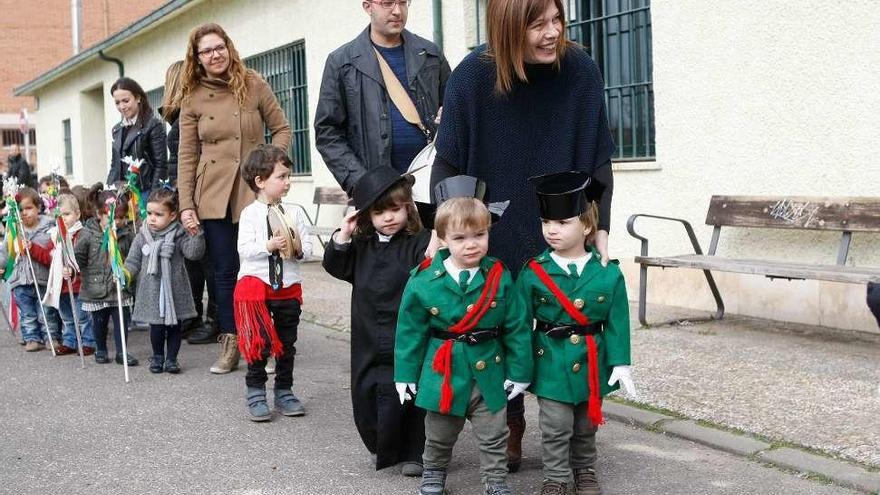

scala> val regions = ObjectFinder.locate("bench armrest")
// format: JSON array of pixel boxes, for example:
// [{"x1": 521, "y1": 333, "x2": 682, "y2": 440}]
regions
[{"x1": 626, "y1": 213, "x2": 706, "y2": 258}]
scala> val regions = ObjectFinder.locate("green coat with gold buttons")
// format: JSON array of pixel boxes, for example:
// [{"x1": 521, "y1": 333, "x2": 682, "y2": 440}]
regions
[
  {"x1": 516, "y1": 247, "x2": 631, "y2": 405},
  {"x1": 394, "y1": 249, "x2": 534, "y2": 416}
]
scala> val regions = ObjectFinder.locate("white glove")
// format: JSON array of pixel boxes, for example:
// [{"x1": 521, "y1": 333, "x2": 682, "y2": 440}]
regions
[
  {"x1": 395, "y1": 382, "x2": 418, "y2": 405},
  {"x1": 608, "y1": 365, "x2": 638, "y2": 399},
  {"x1": 503, "y1": 379, "x2": 530, "y2": 400}
]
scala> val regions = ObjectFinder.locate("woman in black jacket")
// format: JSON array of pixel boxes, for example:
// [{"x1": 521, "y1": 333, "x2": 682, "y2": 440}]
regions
[{"x1": 107, "y1": 77, "x2": 167, "y2": 191}]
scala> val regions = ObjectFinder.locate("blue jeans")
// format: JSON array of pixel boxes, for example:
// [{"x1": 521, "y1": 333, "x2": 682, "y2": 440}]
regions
[
  {"x1": 89, "y1": 306, "x2": 131, "y2": 355},
  {"x1": 12, "y1": 285, "x2": 61, "y2": 344},
  {"x1": 58, "y1": 293, "x2": 95, "y2": 348},
  {"x1": 202, "y1": 217, "x2": 239, "y2": 334}
]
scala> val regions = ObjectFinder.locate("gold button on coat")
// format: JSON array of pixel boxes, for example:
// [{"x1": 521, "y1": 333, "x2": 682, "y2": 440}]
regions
[
  {"x1": 572, "y1": 362, "x2": 582, "y2": 372},
  {"x1": 434, "y1": 270, "x2": 442, "y2": 276},
  {"x1": 597, "y1": 295, "x2": 606, "y2": 303},
  {"x1": 466, "y1": 304, "x2": 474, "y2": 312},
  {"x1": 573, "y1": 298, "x2": 585, "y2": 309},
  {"x1": 537, "y1": 348, "x2": 545, "y2": 357},
  {"x1": 429, "y1": 307, "x2": 440, "y2": 316},
  {"x1": 475, "y1": 360, "x2": 486, "y2": 371},
  {"x1": 569, "y1": 335, "x2": 581, "y2": 345},
  {"x1": 495, "y1": 355, "x2": 502, "y2": 364},
  {"x1": 540, "y1": 297, "x2": 547, "y2": 303},
  {"x1": 490, "y1": 301, "x2": 497, "y2": 308}
]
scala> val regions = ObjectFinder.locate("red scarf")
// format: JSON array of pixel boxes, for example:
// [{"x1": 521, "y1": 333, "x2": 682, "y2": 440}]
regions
[
  {"x1": 529, "y1": 260, "x2": 604, "y2": 426},
  {"x1": 427, "y1": 260, "x2": 504, "y2": 414}
]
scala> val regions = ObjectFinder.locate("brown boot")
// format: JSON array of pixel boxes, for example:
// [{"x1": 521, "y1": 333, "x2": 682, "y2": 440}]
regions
[
  {"x1": 209, "y1": 333, "x2": 240, "y2": 374},
  {"x1": 540, "y1": 480, "x2": 567, "y2": 495},
  {"x1": 506, "y1": 415, "x2": 526, "y2": 473},
  {"x1": 573, "y1": 467, "x2": 601, "y2": 495}
]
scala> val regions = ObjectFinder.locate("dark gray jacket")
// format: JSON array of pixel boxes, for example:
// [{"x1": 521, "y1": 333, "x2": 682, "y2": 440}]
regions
[
  {"x1": 107, "y1": 113, "x2": 168, "y2": 190},
  {"x1": 74, "y1": 217, "x2": 133, "y2": 303},
  {"x1": 314, "y1": 27, "x2": 451, "y2": 193},
  {"x1": 7, "y1": 154, "x2": 34, "y2": 188}
]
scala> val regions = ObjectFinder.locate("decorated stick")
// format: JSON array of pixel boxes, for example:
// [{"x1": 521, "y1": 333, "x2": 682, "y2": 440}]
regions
[
  {"x1": 103, "y1": 196, "x2": 132, "y2": 383},
  {"x1": 121, "y1": 156, "x2": 146, "y2": 234},
  {"x1": 3, "y1": 178, "x2": 57, "y2": 355},
  {"x1": 67, "y1": 281, "x2": 85, "y2": 368}
]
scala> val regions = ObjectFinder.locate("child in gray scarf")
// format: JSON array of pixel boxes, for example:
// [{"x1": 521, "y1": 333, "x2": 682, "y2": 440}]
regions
[{"x1": 125, "y1": 187, "x2": 204, "y2": 374}]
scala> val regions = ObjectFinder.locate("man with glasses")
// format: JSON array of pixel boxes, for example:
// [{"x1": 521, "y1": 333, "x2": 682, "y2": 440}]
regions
[{"x1": 315, "y1": 0, "x2": 450, "y2": 193}]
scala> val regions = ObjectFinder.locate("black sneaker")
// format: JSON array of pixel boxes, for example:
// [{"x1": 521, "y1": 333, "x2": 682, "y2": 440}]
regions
[
  {"x1": 148, "y1": 357, "x2": 164, "y2": 374},
  {"x1": 164, "y1": 359, "x2": 181, "y2": 374},
  {"x1": 115, "y1": 354, "x2": 139, "y2": 366},
  {"x1": 95, "y1": 351, "x2": 110, "y2": 364},
  {"x1": 186, "y1": 323, "x2": 219, "y2": 345}
]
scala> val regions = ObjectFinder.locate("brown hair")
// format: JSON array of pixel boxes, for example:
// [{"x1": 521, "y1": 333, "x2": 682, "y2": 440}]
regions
[
  {"x1": 161, "y1": 60, "x2": 184, "y2": 123},
  {"x1": 354, "y1": 181, "x2": 422, "y2": 238},
  {"x1": 176, "y1": 23, "x2": 254, "y2": 106},
  {"x1": 110, "y1": 77, "x2": 154, "y2": 127},
  {"x1": 241, "y1": 144, "x2": 294, "y2": 193},
  {"x1": 485, "y1": 0, "x2": 569, "y2": 94},
  {"x1": 57, "y1": 193, "x2": 80, "y2": 215},
  {"x1": 578, "y1": 201, "x2": 599, "y2": 246},
  {"x1": 147, "y1": 187, "x2": 179, "y2": 213},
  {"x1": 15, "y1": 187, "x2": 41, "y2": 212},
  {"x1": 434, "y1": 197, "x2": 491, "y2": 239},
  {"x1": 87, "y1": 183, "x2": 128, "y2": 217},
  {"x1": 70, "y1": 186, "x2": 93, "y2": 219}
]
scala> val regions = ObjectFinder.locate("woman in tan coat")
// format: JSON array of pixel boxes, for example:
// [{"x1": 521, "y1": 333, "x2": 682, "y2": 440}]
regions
[{"x1": 176, "y1": 23, "x2": 292, "y2": 374}]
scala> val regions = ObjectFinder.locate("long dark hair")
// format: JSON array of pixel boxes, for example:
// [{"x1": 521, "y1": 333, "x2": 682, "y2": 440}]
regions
[{"x1": 110, "y1": 77, "x2": 153, "y2": 127}]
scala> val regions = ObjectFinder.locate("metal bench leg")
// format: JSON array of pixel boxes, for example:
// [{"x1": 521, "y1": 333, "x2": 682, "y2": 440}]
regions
[
  {"x1": 702, "y1": 269, "x2": 725, "y2": 320},
  {"x1": 638, "y1": 263, "x2": 649, "y2": 327}
]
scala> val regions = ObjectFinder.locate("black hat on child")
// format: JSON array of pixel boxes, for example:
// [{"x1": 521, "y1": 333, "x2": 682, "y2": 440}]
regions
[
  {"x1": 529, "y1": 171, "x2": 605, "y2": 220},
  {"x1": 352, "y1": 166, "x2": 415, "y2": 211},
  {"x1": 433, "y1": 175, "x2": 509, "y2": 220}
]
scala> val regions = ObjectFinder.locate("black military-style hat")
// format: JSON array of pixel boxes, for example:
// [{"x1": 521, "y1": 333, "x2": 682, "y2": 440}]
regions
[
  {"x1": 352, "y1": 166, "x2": 415, "y2": 211},
  {"x1": 529, "y1": 171, "x2": 605, "y2": 220},
  {"x1": 433, "y1": 175, "x2": 509, "y2": 219}
]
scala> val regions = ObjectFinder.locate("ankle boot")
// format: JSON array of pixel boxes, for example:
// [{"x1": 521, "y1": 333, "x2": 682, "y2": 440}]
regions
[
  {"x1": 274, "y1": 388, "x2": 305, "y2": 416},
  {"x1": 187, "y1": 319, "x2": 219, "y2": 344},
  {"x1": 209, "y1": 333, "x2": 240, "y2": 374},
  {"x1": 245, "y1": 387, "x2": 271, "y2": 422},
  {"x1": 506, "y1": 415, "x2": 526, "y2": 473}
]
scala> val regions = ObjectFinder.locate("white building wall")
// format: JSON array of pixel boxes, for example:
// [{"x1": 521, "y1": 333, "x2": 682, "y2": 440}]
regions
[
  {"x1": 611, "y1": 0, "x2": 880, "y2": 332},
  {"x1": 28, "y1": 0, "x2": 880, "y2": 332}
]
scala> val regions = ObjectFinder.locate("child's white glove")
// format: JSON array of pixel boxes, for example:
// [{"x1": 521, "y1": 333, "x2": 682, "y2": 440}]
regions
[
  {"x1": 395, "y1": 382, "x2": 418, "y2": 404},
  {"x1": 503, "y1": 379, "x2": 530, "y2": 400},
  {"x1": 608, "y1": 365, "x2": 638, "y2": 399}
]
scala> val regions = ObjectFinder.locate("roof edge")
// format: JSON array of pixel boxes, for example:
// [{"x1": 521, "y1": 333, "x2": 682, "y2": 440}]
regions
[{"x1": 13, "y1": 0, "x2": 198, "y2": 96}]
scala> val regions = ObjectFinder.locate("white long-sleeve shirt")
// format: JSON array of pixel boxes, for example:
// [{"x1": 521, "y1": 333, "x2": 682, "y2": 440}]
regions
[{"x1": 237, "y1": 200, "x2": 313, "y2": 289}]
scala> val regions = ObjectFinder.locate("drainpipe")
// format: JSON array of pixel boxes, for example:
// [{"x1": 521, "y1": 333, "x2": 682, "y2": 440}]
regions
[
  {"x1": 71, "y1": 0, "x2": 82, "y2": 54},
  {"x1": 432, "y1": 0, "x2": 443, "y2": 51},
  {"x1": 98, "y1": 50, "x2": 124, "y2": 78}
]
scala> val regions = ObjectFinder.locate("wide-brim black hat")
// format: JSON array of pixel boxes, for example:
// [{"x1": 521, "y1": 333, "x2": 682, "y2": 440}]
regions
[
  {"x1": 528, "y1": 171, "x2": 605, "y2": 220},
  {"x1": 352, "y1": 166, "x2": 415, "y2": 211},
  {"x1": 433, "y1": 175, "x2": 509, "y2": 220}
]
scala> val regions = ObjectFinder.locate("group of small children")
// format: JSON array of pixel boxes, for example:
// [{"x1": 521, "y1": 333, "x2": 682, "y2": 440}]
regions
[
  {"x1": 2, "y1": 144, "x2": 634, "y2": 495},
  {"x1": 324, "y1": 165, "x2": 635, "y2": 495}
]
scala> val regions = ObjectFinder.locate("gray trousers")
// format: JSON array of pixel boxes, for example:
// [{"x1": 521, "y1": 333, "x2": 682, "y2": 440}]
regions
[
  {"x1": 423, "y1": 384, "x2": 509, "y2": 484},
  {"x1": 538, "y1": 397, "x2": 598, "y2": 483}
]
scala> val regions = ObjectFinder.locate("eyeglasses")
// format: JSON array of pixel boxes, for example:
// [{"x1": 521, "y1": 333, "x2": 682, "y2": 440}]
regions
[
  {"x1": 197, "y1": 44, "x2": 227, "y2": 59},
  {"x1": 370, "y1": 0, "x2": 412, "y2": 10}
]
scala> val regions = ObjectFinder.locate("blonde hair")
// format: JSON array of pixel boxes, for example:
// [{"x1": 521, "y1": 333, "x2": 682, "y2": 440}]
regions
[
  {"x1": 176, "y1": 23, "x2": 253, "y2": 107},
  {"x1": 57, "y1": 193, "x2": 80, "y2": 214},
  {"x1": 485, "y1": 0, "x2": 570, "y2": 94},
  {"x1": 161, "y1": 60, "x2": 184, "y2": 122},
  {"x1": 435, "y1": 198, "x2": 491, "y2": 239}
]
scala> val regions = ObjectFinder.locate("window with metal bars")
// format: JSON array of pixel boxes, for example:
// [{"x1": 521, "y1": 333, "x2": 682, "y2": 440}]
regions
[
  {"x1": 62, "y1": 119, "x2": 72, "y2": 175},
  {"x1": 472, "y1": 0, "x2": 655, "y2": 161},
  {"x1": 2, "y1": 129, "x2": 36, "y2": 146},
  {"x1": 245, "y1": 40, "x2": 310, "y2": 175},
  {"x1": 145, "y1": 87, "x2": 164, "y2": 118}
]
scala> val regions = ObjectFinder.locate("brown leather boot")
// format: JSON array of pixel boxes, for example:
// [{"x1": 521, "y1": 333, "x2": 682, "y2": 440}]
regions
[
  {"x1": 209, "y1": 333, "x2": 240, "y2": 374},
  {"x1": 506, "y1": 415, "x2": 526, "y2": 473}
]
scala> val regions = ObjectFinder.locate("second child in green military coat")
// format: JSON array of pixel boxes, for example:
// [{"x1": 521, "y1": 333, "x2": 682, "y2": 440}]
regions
[
  {"x1": 516, "y1": 171, "x2": 636, "y2": 495},
  {"x1": 395, "y1": 195, "x2": 534, "y2": 495}
]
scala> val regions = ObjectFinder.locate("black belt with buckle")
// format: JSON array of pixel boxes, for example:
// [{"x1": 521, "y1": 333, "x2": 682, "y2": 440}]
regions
[
  {"x1": 431, "y1": 327, "x2": 502, "y2": 345},
  {"x1": 536, "y1": 321, "x2": 603, "y2": 338}
]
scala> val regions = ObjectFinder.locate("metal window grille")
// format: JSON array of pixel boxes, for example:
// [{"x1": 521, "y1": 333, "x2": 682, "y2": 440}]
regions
[
  {"x1": 2, "y1": 129, "x2": 36, "y2": 146},
  {"x1": 145, "y1": 87, "x2": 164, "y2": 117},
  {"x1": 473, "y1": 0, "x2": 655, "y2": 160},
  {"x1": 244, "y1": 40, "x2": 310, "y2": 175},
  {"x1": 62, "y1": 119, "x2": 73, "y2": 175},
  {"x1": 569, "y1": 0, "x2": 654, "y2": 160}
]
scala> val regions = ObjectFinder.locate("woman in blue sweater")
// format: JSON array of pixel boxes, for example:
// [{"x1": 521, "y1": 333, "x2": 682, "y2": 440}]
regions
[{"x1": 430, "y1": 0, "x2": 617, "y2": 480}]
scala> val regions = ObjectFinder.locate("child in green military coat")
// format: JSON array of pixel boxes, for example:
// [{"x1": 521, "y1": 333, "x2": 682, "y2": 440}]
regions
[
  {"x1": 394, "y1": 176, "x2": 534, "y2": 495},
  {"x1": 517, "y1": 171, "x2": 637, "y2": 495}
]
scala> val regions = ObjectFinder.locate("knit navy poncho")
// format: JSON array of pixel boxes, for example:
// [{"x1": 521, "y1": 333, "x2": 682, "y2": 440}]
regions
[{"x1": 434, "y1": 46, "x2": 615, "y2": 272}]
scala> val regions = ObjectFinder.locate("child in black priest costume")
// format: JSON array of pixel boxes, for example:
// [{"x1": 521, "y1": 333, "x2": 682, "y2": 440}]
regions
[{"x1": 322, "y1": 166, "x2": 432, "y2": 477}]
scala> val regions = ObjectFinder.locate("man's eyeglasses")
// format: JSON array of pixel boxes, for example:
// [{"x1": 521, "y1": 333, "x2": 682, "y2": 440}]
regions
[
  {"x1": 197, "y1": 44, "x2": 227, "y2": 59},
  {"x1": 370, "y1": 0, "x2": 412, "y2": 10}
]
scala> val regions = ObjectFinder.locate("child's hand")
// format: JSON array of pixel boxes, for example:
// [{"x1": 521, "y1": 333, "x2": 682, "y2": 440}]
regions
[
  {"x1": 335, "y1": 209, "x2": 359, "y2": 243},
  {"x1": 62, "y1": 266, "x2": 73, "y2": 280},
  {"x1": 267, "y1": 234, "x2": 287, "y2": 253}
]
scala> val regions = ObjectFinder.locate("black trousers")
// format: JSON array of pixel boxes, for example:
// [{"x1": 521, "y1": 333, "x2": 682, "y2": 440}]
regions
[
  {"x1": 868, "y1": 282, "x2": 880, "y2": 328},
  {"x1": 245, "y1": 298, "x2": 301, "y2": 389},
  {"x1": 90, "y1": 306, "x2": 131, "y2": 355},
  {"x1": 185, "y1": 255, "x2": 215, "y2": 320}
]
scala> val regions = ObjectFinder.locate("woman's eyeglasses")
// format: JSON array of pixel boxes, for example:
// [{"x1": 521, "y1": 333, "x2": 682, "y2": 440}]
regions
[{"x1": 197, "y1": 44, "x2": 227, "y2": 59}]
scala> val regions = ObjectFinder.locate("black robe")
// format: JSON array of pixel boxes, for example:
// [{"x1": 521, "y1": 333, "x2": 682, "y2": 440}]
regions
[{"x1": 322, "y1": 229, "x2": 431, "y2": 469}]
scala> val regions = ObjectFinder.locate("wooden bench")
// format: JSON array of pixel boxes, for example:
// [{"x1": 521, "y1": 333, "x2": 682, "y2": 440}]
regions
[
  {"x1": 626, "y1": 196, "x2": 880, "y2": 326},
  {"x1": 284, "y1": 186, "x2": 352, "y2": 248}
]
